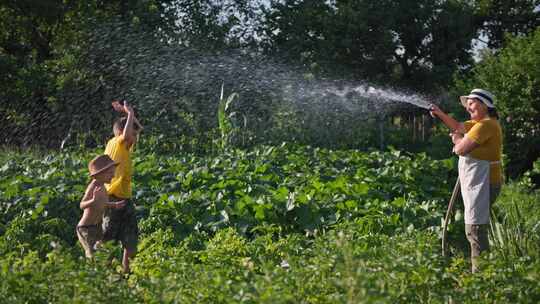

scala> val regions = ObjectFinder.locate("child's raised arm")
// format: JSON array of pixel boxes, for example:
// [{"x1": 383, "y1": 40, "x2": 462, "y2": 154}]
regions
[
  {"x1": 122, "y1": 101, "x2": 136, "y2": 146},
  {"x1": 112, "y1": 99, "x2": 142, "y2": 139}
]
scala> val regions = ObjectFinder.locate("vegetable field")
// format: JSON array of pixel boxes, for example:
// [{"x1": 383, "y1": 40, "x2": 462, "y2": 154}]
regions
[{"x1": 1, "y1": 144, "x2": 539, "y2": 303}]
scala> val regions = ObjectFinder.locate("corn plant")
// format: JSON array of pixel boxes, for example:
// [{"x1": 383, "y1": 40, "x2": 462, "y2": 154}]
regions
[
  {"x1": 217, "y1": 83, "x2": 239, "y2": 150},
  {"x1": 489, "y1": 186, "x2": 540, "y2": 261}
]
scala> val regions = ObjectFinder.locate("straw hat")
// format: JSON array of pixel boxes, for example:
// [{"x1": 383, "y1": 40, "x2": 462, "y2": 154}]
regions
[
  {"x1": 459, "y1": 88, "x2": 495, "y2": 108},
  {"x1": 88, "y1": 155, "x2": 118, "y2": 177}
]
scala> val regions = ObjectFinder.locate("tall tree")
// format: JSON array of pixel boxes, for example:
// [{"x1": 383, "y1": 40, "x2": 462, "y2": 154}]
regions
[
  {"x1": 260, "y1": 0, "x2": 396, "y2": 79},
  {"x1": 478, "y1": 0, "x2": 540, "y2": 49},
  {"x1": 391, "y1": 0, "x2": 481, "y2": 87},
  {"x1": 455, "y1": 28, "x2": 540, "y2": 179},
  {"x1": 166, "y1": 0, "x2": 262, "y2": 49},
  {"x1": 0, "y1": 0, "x2": 176, "y2": 146},
  {"x1": 259, "y1": 0, "x2": 482, "y2": 88}
]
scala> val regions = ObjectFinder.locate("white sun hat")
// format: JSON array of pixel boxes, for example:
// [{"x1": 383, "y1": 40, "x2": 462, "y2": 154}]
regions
[{"x1": 460, "y1": 88, "x2": 495, "y2": 108}]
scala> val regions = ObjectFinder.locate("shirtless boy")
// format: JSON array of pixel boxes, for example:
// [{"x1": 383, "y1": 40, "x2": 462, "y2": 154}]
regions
[{"x1": 77, "y1": 155, "x2": 126, "y2": 258}]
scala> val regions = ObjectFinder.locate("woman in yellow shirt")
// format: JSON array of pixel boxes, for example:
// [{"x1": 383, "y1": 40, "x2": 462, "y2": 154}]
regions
[{"x1": 430, "y1": 88, "x2": 503, "y2": 273}]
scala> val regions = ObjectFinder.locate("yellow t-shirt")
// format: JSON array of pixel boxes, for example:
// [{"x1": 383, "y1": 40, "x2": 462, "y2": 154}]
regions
[
  {"x1": 105, "y1": 136, "x2": 133, "y2": 199},
  {"x1": 463, "y1": 118, "x2": 503, "y2": 184}
]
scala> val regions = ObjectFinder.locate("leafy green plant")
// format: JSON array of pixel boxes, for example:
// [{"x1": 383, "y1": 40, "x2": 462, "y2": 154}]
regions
[
  {"x1": 2, "y1": 145, "x2": 540, "y2": 302},
  {"x1": 490, "y1": 182, "x2": 540, "y2": 261},
  {"x1": 217, "y1": 83, "x2": 241, "y2": 150}
]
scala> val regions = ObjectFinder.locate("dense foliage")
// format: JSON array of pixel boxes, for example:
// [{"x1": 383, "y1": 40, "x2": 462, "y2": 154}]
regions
[
  {"x1": 2, "y1": 1, "x2": 539, "y2": 302},
  {"x1": 1, "y1": 1, "x2": 538, "y2": 168},
  {"x1": 0, "y1": 0, "x2": 177, "y2": 146},
  {"x1": 260, "y1": 0, "x2": 479, "y2": 88},
  {"x1": 454, "y1": 28, "x2": 540, "y2": 179},
  {"x1": 1, "y1": 144, "x2": 540, "y2": 302}
]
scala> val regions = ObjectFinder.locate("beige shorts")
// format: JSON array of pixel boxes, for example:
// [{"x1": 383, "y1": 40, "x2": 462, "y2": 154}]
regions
[{"x1": 77, "y1": 224, "x2": 103, "y2": 258}]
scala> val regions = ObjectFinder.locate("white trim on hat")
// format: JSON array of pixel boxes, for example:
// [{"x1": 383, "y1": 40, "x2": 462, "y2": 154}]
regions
[{"x1": 459, "y1": 89, "x2": 495, "y2": 108}]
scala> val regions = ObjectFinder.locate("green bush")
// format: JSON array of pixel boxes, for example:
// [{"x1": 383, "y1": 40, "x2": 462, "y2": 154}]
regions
[{"x1": 454, "y1": 28, "x2": 540, "y2": 180}]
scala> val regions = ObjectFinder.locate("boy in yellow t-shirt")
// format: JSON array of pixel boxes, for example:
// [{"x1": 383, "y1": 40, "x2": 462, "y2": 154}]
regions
[{"x1": 103, "y1": 100, "x2": 143, "y2": 274}]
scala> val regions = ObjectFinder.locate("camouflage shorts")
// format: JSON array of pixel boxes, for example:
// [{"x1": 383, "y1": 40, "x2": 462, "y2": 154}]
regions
[
  {"x1": 77, "y1": 224, "x2": 103, "y2": 258},
  {"x1": 102, "y1": 196, "x2": 139, "y2": 251}
]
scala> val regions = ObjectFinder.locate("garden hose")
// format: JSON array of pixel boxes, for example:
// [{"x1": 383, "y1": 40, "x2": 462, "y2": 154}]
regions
[{"x1": 442, "y1": 177, "x2": 460, "y2": 256}]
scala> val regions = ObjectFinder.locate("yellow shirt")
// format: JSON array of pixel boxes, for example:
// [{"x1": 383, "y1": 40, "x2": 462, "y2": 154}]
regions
[
  {"x1": 105, "y1": 136, "x2": 133, "y2": 199},
  {"x1": 463, "y1": 118, "x2": 503, "y2": 184}
]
